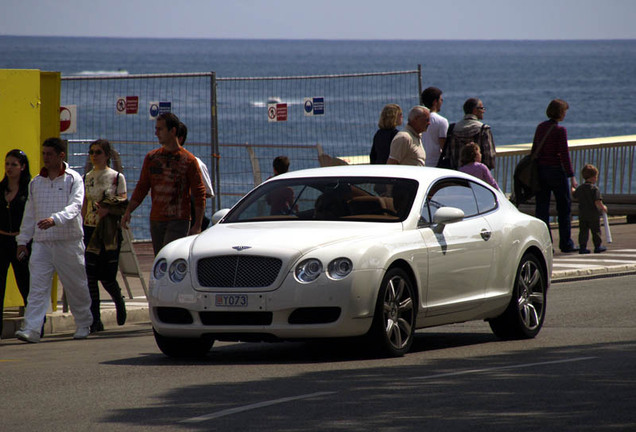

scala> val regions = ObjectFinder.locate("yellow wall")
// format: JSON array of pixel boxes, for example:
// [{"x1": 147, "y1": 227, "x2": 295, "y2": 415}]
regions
[{"x1": 1, "y1": 69, "x2": 60, "y2": 307}]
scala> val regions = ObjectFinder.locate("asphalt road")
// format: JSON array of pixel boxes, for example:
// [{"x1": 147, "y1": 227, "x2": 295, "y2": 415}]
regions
[{"x1": 1, "y1": 274, "x2": 635, "y2": 432}]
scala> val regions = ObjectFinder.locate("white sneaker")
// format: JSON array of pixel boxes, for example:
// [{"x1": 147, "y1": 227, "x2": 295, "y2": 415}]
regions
[
  {"x1": 16, "y1": 329, "x2": 41, "y2": 343},
  {"x1": 73, "y1": 327, "x2": 90, "y2": 339}
]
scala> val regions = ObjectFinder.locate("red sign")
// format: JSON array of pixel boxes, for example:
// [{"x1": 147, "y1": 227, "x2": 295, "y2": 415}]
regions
[
  {"x1": 276, "y1": 103, "x2": 287, "y2": 121},
  {"x1": 125, "y1": 96, "x2": 139, "y2": 114},
  {"x1": 60, "y1": 107, "x2": 71, "y2": 132}
]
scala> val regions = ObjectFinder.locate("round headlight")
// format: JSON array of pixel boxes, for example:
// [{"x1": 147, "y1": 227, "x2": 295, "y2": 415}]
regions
[
  {"x1": 327, "y1": 258, "x2": 353, "y2": 280},
  {"x1": 169, "y1": 259, "x2": 188, "y2": 283},
  {"x1": 153, "y1": 258, "x2": 167, "y2": 280},
  {"x1": 295, "y1": 259, "x2": 323, "y2": 283}
]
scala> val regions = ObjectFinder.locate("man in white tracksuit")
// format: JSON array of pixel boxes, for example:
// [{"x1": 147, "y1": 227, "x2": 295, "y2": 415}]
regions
[{"x1": 15, "y1": 137, "x2": 93, "y2": 343}]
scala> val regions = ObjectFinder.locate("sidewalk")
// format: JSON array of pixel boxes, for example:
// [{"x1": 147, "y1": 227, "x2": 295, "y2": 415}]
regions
[{"x1": 2, "y1": 218, "x2": 635, "y2": 340}]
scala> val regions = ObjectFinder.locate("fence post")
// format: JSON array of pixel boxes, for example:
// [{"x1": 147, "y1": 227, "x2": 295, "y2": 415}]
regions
[
  {"x1": 417, "y1": 64, "x2": 423, "y2": 102},
  {"x1": 210, "y1": 71, "x2": 220, "y2": 211}
]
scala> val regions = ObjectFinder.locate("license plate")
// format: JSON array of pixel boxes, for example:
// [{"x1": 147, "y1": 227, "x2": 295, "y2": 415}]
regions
[{"x1": 215, "y1": 294, "x2": 248, "y2": 307}]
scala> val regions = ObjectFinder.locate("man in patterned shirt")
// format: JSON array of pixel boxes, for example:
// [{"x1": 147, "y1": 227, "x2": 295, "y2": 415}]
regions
[
  {"x1": 121, "y1": 113, "x2": 206, "y2": 255},
  {"x1": 15, "y1": 138, "x2": 93, "y2": 343}
]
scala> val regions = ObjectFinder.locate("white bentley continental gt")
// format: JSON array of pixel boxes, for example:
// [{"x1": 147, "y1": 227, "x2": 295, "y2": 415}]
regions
[{"x1": 149, "y1": 165, "x2": 553, "y2": 358}]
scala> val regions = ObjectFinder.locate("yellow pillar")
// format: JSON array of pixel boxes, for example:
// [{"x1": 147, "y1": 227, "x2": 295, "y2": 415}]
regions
[{"x1": 1, "y1": 69, "x2": 61, "y2": 309}]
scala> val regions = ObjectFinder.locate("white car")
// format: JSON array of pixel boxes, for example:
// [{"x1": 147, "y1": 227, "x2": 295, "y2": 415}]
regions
[{"x1": 149, "y1": 165, "x2": 552, "y2": 358}]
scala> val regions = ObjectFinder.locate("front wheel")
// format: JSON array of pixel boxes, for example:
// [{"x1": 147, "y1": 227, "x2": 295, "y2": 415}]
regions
[
  {"x1": 153, "y1": 329, "x2": 214, "y2": 358},
  {"x1": 367, "y1": 268, "x2": 416, "y2": 357},
  {"x1": 489, "y1": 253, "x2": 547, "y2": 339}
]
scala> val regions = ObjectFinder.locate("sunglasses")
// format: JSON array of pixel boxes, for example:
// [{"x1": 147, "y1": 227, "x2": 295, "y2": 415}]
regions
[{"x1": 89, "y1": 149, "x2": 103, "y2": 156}]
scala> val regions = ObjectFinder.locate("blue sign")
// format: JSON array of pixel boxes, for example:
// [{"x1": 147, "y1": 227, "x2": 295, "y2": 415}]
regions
[
  {"x1": 312, "y1": 97, "x2": 325, "y2": 115},
  {"x1": 304, "y1": 97, "x2": 325, "y2": 116},
  {"x1": 149, "y1": 101, "x2": 172, "y2": 119}
]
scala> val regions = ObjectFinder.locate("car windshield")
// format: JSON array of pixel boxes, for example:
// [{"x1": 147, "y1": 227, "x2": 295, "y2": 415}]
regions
[{"x1": 223, "y1": 176, "x2": 419, "y2": 223}]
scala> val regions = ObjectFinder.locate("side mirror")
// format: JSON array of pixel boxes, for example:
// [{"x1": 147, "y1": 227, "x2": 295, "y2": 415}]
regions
[
  {"x1": 211, "y1": 208, "x2": 230, "y2": 225},
  {"x1": 432, "y1": 207, "x2": 464, "y2": 233}
]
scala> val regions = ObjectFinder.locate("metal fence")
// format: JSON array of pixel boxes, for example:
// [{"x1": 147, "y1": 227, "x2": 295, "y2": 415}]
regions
[{"x1": 62, "y1": 68, "x2": 422, "y2": 241}]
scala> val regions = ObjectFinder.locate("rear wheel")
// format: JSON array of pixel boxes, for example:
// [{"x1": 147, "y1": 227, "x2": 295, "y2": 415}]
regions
[
  {"x1": 153, "y1": 329, "x2": 214, "y2": 358},
  {"x1": 489, "y1": 253, "x2": 547, "y2": 339},
  {"x1": 368, "y1": 268, "x2": 416, "y2": 357}
]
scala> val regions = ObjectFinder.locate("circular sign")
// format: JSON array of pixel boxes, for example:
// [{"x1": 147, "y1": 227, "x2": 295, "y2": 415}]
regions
[
  {"x1": 60, "y1": 107, "x2": 72, "y2": 132},
  {"x1": 268, "y1": 106, "x2": 277, "y2": 120},
  {"x1": 149, "y1": 103, "x2": 159, "y2": 118},
  {"x1": 304, "y1": 99, "x2": 313, "y2": 113},
  {"x1": 116, "y1": 98, "x2": 126, "y2": 113}
]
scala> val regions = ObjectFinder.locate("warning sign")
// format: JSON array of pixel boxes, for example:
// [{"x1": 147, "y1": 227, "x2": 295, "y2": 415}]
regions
[
  {"x1": 116, "y1": 96, "x2": 139, "y2": 115},
  {"x1": 149, "y1": 101, "x2": 172, "y2": 120},
  {"x1": 60, "y1": 105, "x2": 77, "y2": 134},
  {"x1": 267, "y1": 103, "x2": 288, "y2": 122},
  {"x1": 304, "y1": 97, "x2": 325, "y2": 116}
]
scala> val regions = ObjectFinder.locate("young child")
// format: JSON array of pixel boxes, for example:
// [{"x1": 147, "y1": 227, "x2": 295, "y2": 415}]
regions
[
  {"x1": 458, "y1": 142, "x2": 499, "y2": 190},
  {"x1": 573, "y1": 164, "x2": 608, "y2": 254}
]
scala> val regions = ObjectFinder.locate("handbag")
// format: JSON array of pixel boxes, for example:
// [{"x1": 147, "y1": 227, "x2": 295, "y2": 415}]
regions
[
  {"x1": 512, "y1": 124, "x2": 556, "y2": 206},
  {"x1": 436, "y1": 123, "x2": 455, "y2": 169}
]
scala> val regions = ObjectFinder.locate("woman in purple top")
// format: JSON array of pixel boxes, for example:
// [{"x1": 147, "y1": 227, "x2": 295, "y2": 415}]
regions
[
  {"x1": 458, "y1": 142, "x2": 499, "y2": 190},
  {"x1": 532, "y1": 99, "x2": 578, "y2": 253}
]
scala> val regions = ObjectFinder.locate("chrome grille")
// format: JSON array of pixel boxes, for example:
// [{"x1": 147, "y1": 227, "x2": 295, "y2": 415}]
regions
[{"x1": 197, "y1": 255, "x2": 283, "y2": 288}]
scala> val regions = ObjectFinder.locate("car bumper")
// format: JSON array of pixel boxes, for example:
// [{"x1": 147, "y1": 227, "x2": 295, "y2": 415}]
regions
[{"x1": 149, "y1": 268, "x2": 384, "y2": 339}]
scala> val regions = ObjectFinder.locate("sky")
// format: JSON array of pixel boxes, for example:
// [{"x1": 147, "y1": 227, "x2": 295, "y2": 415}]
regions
[{"x1": 1, "y1": 0, "x2": 635, "y2": 40}]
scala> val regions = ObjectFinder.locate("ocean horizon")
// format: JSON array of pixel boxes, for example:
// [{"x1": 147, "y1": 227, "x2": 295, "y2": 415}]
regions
[{"x1": 2, "y1": 36, "x2": 635, "y2": 146}]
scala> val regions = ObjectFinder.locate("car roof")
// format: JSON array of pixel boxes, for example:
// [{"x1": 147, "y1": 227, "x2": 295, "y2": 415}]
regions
[{"x1": 272, "y1": 164, "x2": 479, "y2": 185}]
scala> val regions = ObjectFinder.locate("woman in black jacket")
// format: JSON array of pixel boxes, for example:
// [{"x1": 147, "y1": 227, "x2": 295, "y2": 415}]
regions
[
  {"x1": 370, "y1": 104, "x2": 403, "y2": 164},
  {"x1": 0, "y1": 149, "x2": 31, "y2": 338}
]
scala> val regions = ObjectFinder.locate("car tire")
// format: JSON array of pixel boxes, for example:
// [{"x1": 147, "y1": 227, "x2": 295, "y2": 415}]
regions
[
  {"x1": 489, "y1": 253, "x2": 547, "y2": 339},
  {"x1": 368, "y1": 268, "x2": 416, "y2": 357},
  {"x1": 153, "y1": 328, "x2": 214, "y2": 358}
]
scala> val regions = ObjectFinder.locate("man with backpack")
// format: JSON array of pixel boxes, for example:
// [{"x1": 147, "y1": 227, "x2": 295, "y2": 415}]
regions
[{"x1": 444, "y1": 98, "x2": 496, "y2": 171}]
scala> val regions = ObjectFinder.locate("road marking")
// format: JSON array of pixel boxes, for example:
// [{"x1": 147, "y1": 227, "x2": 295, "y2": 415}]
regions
[
  {"x1": 556, "y1": 258, "x2": 636, "y2": 264},
  {"x1": 181, "y1": 391, "x2": 337, "y2": 423},
  {"x1": 413, "y1": 356, "x2": 597, "y2": 380}
]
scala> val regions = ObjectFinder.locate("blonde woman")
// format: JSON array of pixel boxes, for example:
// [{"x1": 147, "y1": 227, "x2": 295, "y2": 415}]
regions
[{"x1": 370, "y1": 104, "x2": 403, "y2": 164}]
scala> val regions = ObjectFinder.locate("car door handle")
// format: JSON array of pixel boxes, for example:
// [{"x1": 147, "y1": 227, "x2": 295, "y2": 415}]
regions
[{"x1": 480, "y1": 229, "x2": 491, "y2": 241}]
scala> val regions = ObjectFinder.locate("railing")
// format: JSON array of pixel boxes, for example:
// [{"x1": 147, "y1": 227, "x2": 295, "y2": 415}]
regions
[
  {"x1": 336, "y1": 135, "x2": 636, "y2": 197},
  {"x1": 494, "y1": 135, "x2": 636, "y2": 196}
]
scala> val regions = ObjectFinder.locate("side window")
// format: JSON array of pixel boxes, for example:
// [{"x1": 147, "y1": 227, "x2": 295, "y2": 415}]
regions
[
  {"x1": 422, "y1": 179, "x2": 479, "y2": 222},
  {"x1": 471, "y1": 181, "x2": 498, "y2": 214}
]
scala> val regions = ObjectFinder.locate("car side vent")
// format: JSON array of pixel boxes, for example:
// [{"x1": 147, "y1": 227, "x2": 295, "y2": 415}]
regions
[{"x1": 197, "y1": 255, "x2": 282, "y2": 288}]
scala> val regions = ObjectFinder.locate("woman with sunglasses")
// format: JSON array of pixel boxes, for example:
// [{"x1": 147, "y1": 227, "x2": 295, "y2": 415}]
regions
[
  {"x1": 82, "y1": 139, "x2": 128, "y2": 333},
  {"x1": 0, "y1": 149, "x2": 31, "y2": 339}
]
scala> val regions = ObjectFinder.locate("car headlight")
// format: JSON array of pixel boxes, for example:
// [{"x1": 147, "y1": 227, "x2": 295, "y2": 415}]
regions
[
  {"x1": 295, "y1": 258, "x2": 323, "y2": 283},
  {"x1": 153, "y1": 258, "x2": 167, "y2": 280},
  {"x1": 327, "y1": 258, "x2": 353, "y2": 280},
  {"x1": 169, "y1": 259, "x2": 188, "y2": 283}
]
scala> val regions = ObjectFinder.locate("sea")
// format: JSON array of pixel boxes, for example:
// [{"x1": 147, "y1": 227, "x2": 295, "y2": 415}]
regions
[{"x1": 2, "y1": 36, "x2": 636, "y2": 146}]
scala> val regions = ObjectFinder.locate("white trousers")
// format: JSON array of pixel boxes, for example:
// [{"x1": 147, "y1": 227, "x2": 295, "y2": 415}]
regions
[{"x1": 23, "y1": 239, "x2": 93, "y2": 332}]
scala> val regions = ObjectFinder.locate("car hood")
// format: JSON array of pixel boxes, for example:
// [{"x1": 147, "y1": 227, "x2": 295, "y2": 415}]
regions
[{"x1": 191, "y1": 221, "x2": 402, "y2": 257}]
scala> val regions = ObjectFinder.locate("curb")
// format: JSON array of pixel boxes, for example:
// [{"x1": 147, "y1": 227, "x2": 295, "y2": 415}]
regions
[
  {"x1": 2, "y1": 305, "x2": 150, "y2": 340},
  {"x1": 552, "y1": 264, "x2": 636, "y2": 282}
]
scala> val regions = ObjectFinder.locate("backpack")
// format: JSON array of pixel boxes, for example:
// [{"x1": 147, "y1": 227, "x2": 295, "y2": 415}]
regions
[
  {"x1": 438, "y1": 123, "x2": 487, "y2": 170},
  {"x1": 511, "y1": 123, "x2": 556, "y2": 206}
]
